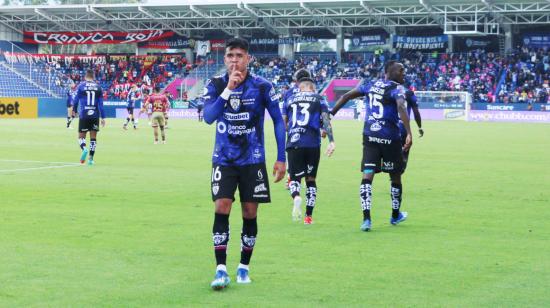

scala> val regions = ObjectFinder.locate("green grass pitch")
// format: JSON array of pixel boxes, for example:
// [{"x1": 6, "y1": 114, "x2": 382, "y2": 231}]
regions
[{"x1": 1, "y1": 118, "x2": 549, "y2": 306}]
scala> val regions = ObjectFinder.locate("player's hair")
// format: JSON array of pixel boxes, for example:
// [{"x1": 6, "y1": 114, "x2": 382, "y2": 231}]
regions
[
  {"x1": 293, "y1": 69, "x2": 311, "y2": 82},
  {"x1": 85, "y1": 69, "x2": 94, "y2": 79},
  {"x1": 298, "y1": 76, "x2": 315, "y2": 84},
  {"x1": 384, "y1": 60, "x2": 400, "y2": 73},
  {"x1": 226, "y1": 38, "x2": 249, "y2": 52},
  {"x1": 154, "y1": 86, "x2": 161, "y2": 93}
]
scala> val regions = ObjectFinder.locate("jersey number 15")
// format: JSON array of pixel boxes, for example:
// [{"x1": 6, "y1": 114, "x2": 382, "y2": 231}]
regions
[{"x1": 368, "y1": 93, "x2": 384, "y2": 119}]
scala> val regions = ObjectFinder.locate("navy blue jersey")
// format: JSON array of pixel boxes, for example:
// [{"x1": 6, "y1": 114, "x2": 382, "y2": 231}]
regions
[
  {"x1": 358, "y1": 79, "x2": 405, "y2": 140},
  {"x1": 283, "y1": 91, "x2": 329, "y2": 149},
  {"x1": 74, "y1": 81, "x2": 104, "y2": 119},
  {"x1": 127, "y1": 90, "x2": 139, "y2": 108},
  {"x1": 399, "y1": 90, "x2": 418, "y2": 137},
  {"x1": 66, "y1": 89, "x2": 77, "y2": 107},
  {"x1": 282, "y1": 84, "x2": 300, "y2": 104},
  {"x1": 203, "y1": 73, "x2": 286, "y2": 166}
]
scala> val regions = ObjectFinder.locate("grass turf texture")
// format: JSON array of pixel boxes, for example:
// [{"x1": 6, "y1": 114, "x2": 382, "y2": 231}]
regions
[{"x1": 0, "y1": 118, "x2": 549, "y2": 307}]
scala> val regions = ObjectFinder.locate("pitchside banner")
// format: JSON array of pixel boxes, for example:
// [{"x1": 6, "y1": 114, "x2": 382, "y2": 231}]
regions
[
  {"x1": 249, "y1": 37, "x2": 316, "y2": 45},
  {"x1": 139, "y1": 35, "x2": 194, "y2": 49},
  {"x1": 351, "y1": 35, "x2": 387, "y2": 47},
  {"x1": 4, "y1": 52, "x2": 107, "y2": 65},
  {"x1": 0, "y1": 97, "x2": 38, "y2": 118},
  {"x1": 522, "y1": 34, "x2": 550, "y2": 48},
  {"x1": 454, "y1": 36, "x2": 499, "y2": 52},
  {"x1": 23, "y1": 30, "x2": 174, "y2": 45},
  {"x1": 393, "y1": 35, "x2": 448, "y2": 50}
]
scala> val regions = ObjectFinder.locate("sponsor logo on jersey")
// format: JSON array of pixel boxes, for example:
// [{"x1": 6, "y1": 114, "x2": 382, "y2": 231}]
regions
[
  {"x1": 213, "y1": 232, "x2": 227, "y2": 245},
  {"x1": 307, "y1": 165, "x2": 314, "y2": 174},
  {"x1": 212, "y1": 183, "x2": 219, "y2": 195},
  {"x1": 230, "y1": 97, "x2": 241, "y2": 111},
  {"x1": 92, "y1": 124, "x2": 99, "y2": 130},
  {"x1": 253, "y1": 148, "x2": 262, "y2": 159},
  {"x1": 368, "y1": 136, "x2": 392, "y2": 144},
  {"x1": 242, "y1": 98, "x2": 256, "y2": 105},
  {"x1": 223, "y1": 112, "x2": 250, "y2": 121},
  {"x1": 370, "y1": 122, "x2": 382, "y2": 132},
  {"x1": 253, "y1": 194, "x2": 269, "y2": 198},
  {"x1": 254, "y1": 183, "x2": 267, "y2": 193},
  {"x1": 227, "y1": 124, "x2": 255, "y2": 135},
  {"x1": 87, "y1": 110, "x2": 95, "y2": 116},
  {"x1": 290, "y1": 133, "x2": 301, "y2": 143}
]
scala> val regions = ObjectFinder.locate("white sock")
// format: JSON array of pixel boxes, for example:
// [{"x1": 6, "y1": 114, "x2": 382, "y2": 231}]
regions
[
  {"x1": 216, "y1": 264, "x2": 227, "y2": 273},
  {"x1": 238, "y1": 263, "x2": 249, "y2": 271}
]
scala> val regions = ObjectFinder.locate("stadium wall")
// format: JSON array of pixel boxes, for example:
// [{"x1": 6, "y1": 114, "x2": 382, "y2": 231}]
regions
[{"x1": 37, "y1": 98, "x2": 122, "y2": 118}]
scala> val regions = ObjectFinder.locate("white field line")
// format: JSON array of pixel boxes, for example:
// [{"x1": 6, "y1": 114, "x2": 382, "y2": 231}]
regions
[{"x1": 0, "y1": 159, "x2": 81, "y2": 172}]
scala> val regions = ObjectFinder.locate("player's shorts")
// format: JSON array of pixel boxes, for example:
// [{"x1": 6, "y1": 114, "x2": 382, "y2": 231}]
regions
[
  {"x1": 286, "y1": 147, "x2": 320, "y2": 180},
  {"x1": 126, "y1": 107, "x2": 134, "y2": 115},
  {"x1": 211, "y1": 163, "x2": 270, "y2": 203},
  {"x1": 151, "y1": 112, "x2": 165, "y2": 127},
  {"x1": 78, "y1": 118, "x2": 100, "y2": 132},
  {"x1": 361, "y1": 134, "x2": 403, "y2": 174}
]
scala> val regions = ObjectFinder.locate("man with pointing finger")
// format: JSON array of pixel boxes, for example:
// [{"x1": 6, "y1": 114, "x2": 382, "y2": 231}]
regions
[{"x1": 202, "y1": 38, "x2": 287, "y2": 290}]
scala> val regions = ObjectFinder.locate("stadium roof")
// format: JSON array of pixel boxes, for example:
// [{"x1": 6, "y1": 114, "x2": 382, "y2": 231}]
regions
[{"x1": 0, "y1": 0, "x2": 549, "y2": 37}]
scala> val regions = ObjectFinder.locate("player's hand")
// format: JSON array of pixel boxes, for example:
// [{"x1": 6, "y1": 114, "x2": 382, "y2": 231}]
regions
[
  {"x1": 325, "y1": 142, "x2": 335, "y2": 157},
  {"x1": 100, "y1": 119, "x2": 106, "y2": 127},
  {"x1": 272, "y1": 161, "x2": 286, "y2": 183},
  {"x1": 403, "y1": 133, "x2": 412, "y2": 152},
  {"x1": 227, "y1": 70, "x2": 244, "y2": 90},
  {"x1": 321, "y1": 129, "x2": 327, "y2": 139},
  {"x1": 419, "y1": 128, "x2": 424, "y2": 138}
]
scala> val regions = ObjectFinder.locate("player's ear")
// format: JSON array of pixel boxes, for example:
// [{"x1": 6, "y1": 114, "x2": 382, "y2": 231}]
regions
[{"x1": 246, "y1": 54, "x2": 252, "y2": 65}]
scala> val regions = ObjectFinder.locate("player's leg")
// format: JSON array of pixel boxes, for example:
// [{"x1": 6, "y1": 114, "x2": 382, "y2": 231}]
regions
[
  {"x1": 129, "y1": 109, "x2": 136, "y2": 129},
  {"x1": 123, "y1": 108, "x2": 130, "y2": 130},
  {"x1": 78, "y1": 119, "x2": 88, "y2": 164},
  {"x1": 159, "y1": 115, "x2": 166, "y2": 144},
  {"x1": 303, "y1": 147, "x2": 321, "y2": 224},
  {"x1": 164, "y1": 115, "x2": 169, "y2": 128},
  {"x1": 210, "y1": 165, "x2": 238, "y2": 290},
  {"x1": 359, "y1": 136, "x2": 380, "y2": 231},
  {"x1": 287, "y1": 148, "x2": 305, "y2": 221},
  {"x1": 66, "y1": 107, "x2": 73, "y2": 128},
  {"x1": 152, "y1": 112, "x2": 160, "y2": 144},
  {"x1": 88, "y1": 130, "x2": 97, "y2": 165},
  {"x1": 237, "y1": 202, "x2": 258, "y2": 283},
  {"x1": 382, "y1": 141, "x2": 407, "y2": 225},
  {"x1": 235, "y1": 163, "x2": 270, "y2": 283}
]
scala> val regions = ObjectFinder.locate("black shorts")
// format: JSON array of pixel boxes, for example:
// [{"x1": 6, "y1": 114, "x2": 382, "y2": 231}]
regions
[
  {"x1": 127, "y1": 107, "x2": 134, "y2": 115},
  {"x1": 78, "y1": 118, "x2": 100, "y2": 132},
  {"x1": 287, "y1": 147, "x2": 320, "y2": 180},
  {"x1": 211, "y1": 163, "x2": 271, "y2": 203},
  {"x1": 401, "y1": 134, "x2": 411, "y2": 173},
  {"x1": 361, "y1": 135, "x2": 403, "y2": 174}
]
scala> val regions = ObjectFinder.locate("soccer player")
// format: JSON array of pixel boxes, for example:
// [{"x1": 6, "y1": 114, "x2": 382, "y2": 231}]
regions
[
  {"x1": 72, "y1": 69, "x2": 105, "y2": 165},
  {"x1": 283, "y1": 76, "x2": 335, "y2": 224},
  {"x1": 400, "y1": 89, "x2": 424, "y2": 173},
  {"x1": 66, "y1": 84, "x2": 77, "y2": 129},
  {"x1": 144, "y1": 86, "x2": 170, "y2": 144},
  {"x1": 196, "y1": 99, "x2": 204, "y2": 122},
  {"x1": 331, "y1": 60, "x2": 412, "y2": 231},
  {"x1": 123, "y1": 84, "x2": 139, "y2": 130},
  {"x1": 203, "y1": 38, "x2": 286, "y2": 290}
]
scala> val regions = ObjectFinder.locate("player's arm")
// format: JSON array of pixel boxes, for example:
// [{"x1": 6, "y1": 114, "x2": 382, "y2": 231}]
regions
[
  {"x1": 321, "y1": 111, "x2": 336, "y2": 157},
  {"x1": 98, "y1": 90, "x2": 106, "y2": 127},
  {"x1": 203, "y1": 80, "x2": 230, "y2": 125},
  {"x1": 265, "y1": 84, "x2": 286, "y2": 183},
  {"x1": 72, "y1": 90, "x2": 80, "y2": 116},
  {"x1": 411, "y1": 105, "x2": 423, "y2": 137},
  {"x1": 331, "y1": 80, "x2": 371, "y2": 116},
  {"x1": 397, "y1": 96, "x2": 412, "y2": 151}
]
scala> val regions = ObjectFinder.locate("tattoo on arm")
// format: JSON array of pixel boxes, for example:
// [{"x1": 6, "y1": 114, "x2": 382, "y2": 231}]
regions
[{"x1": 321, "y1": 112, "x2": 334, "y2": 142}]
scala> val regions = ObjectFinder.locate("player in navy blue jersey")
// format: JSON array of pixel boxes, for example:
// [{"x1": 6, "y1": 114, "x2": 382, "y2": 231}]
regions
[
  {"x1": 282, "y1": 69, "x2": 312, "y2": 189},
  {"x1": 400, "y1": 90, "x2": 423, "y2": 173},
  {"x1": 66, "y1": 84, "x2": 77, "y2": 129},
  {"x1": 202, "y1": 38, "x2": 286, "y2": 290},
  {"x1": 283, "y1": 77, "x2": 335, "y2": 224},
  {"x1": 72, "y1": 70, "x2": 105, "y2": 165},
  {"x1": 123, "y1": 84, "x2": 139, "y2": 130},
  {"x1": 331, "y1": 60, "x2": 412, "y2": 232}
]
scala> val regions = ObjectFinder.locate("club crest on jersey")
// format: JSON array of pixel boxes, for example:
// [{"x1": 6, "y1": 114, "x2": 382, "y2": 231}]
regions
[
  {"x1": 291, "y1": 134, "x2": 301, "y2": 143},
  {"x1": 212, "y1": 184, "x2": 219, "y2": 195},
  {"x1": 229, "y1": 97, "x2": 241, "y2": 111},
  {"x1": 370, "y1": 122, "x2": 382, "y2": 132}
]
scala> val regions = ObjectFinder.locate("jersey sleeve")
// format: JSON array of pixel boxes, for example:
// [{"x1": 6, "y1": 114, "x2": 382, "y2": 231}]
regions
[
  {"x1": 202, "y1": 78, "x2": 227, "y2": 124},
  {"x1": 391, "y1": 85, "x2": 406, "y2": 101},
  {"x1": 408, "y1": 91, "x2": 418, "y2": 108},
  {"x1": 264, "y1": 82, "x2": 286, "y2": 163},
  {"x1": 357, "y1": 80, "x2": 371, "y2": 96}
]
